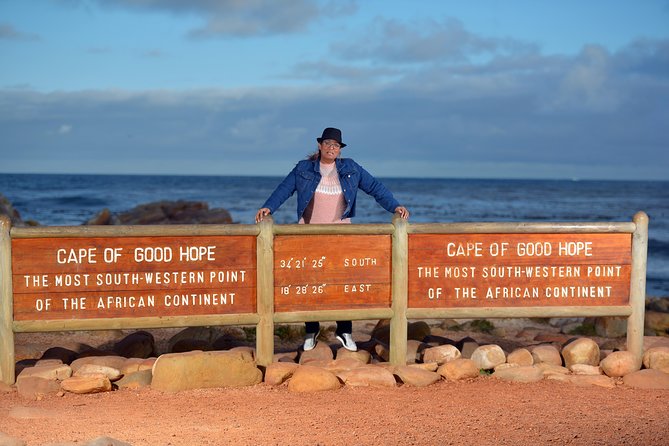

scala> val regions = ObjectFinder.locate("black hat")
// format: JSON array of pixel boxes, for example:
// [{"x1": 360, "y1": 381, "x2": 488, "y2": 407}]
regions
[{"x1": 317, "y1": 127, "x2": 346, "y2": 148}]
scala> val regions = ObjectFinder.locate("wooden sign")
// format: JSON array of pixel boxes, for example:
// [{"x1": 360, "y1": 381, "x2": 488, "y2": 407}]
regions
[
  {"x1": 273, "y1": 235, "x2": 391, "y2": 312},
  {"x1": 408, "y1": 233, "x2": 632, "y2": 308},
  {"x1": 12, "y1": 236, "x2": 256, "y2": 320}
]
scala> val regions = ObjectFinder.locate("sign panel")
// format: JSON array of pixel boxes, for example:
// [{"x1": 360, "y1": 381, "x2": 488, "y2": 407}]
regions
[
  {"x1": 12, "y1": 236, "x2": 256, "y2": 320},
  {"x1": 408, "y1": 233, "x2": 631, "y2": 308},
  {"x1": 274, "y1": 234, "x2": 391, "y2": 312}
]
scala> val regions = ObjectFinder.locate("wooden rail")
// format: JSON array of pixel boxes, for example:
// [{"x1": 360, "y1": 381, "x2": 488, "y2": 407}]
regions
[{"x1": 0, "y1": 212, "x2": 648, "y2": 384}]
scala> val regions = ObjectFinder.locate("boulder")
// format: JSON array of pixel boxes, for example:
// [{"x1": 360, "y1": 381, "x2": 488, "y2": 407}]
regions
[
  {"x1": 408, "y1": 321, "x2": 431, "y2": 341},
  {"x1": 299, "y1": 341, "x2": 334, "y2": 364},
  {"x1": 459, "y1": 341, "x2": 479, "y2": 359},
  {"x1": 39, "y1": 346, "x2": 79, "y2": 364},
  {"x1": 74, "y1": 364, "x2": 123, "y2": 381},
  {"x1": 535, "y1": 363, "x2": 570, "y2": 377},
  {"x1": 493, "y1": 366, "x2": 544, "y2": 383},
  {"x1": 437, "y1": 359, "x2": 480, "y2": 381},
  {"x1": 422, "y1": 345, "x2": 461, "y2": 365},
  {"x1": 17, "y1": 364, "x2": 72, "y2": 381},
  {"x1": 113, "y1": 331, "x2": 155, "y2": 358},
  {"x1": 287, "y1": 365, "x2": 341, "y2": 392},
  {"x1": 569, "y1": 364, "x2": 602, "y2": 376},
  {"x1": 339, "y1": 365, "x2": 396, "y2": 388},
  {"x1": 406, "y1": 340, "x2": 425, "y2": 364},
  {"x1": 600, "y1": 351, "x2": 640, "y2": 377},
  {"x1": 70, "y1": 356, "x2": 127, "y2": 373},
  {"x1": 394, "y1": 365, "x2": 441, "y2": 387},
  {"x1": 569, "y1": 375, "x2": 616, "y2": 389},
  {"x1": 86, "y1": 200, "x2": 233, "y2": 225},
  {"x1": 16, "y1": 377, "x2": 61, "y2": 400},
  {"x1": 151, "y1": 350, "x2": 262, "y2": 392},
  {"x1": 530, "y1": 345, "x2": 562, "y2": 366},
  {"x1": 623, "y1": 369, "x2": 669, "y2": 390},
  {"x1": 264, "y1": 362, "x2": 299, "y2": 386},
  {"x1": 335, "y1": 348, "x2": 371, "y2": 364},
  {"x1": 114, "y1": 370, "x2": 153, "y2": 389},
  {"x1": 0, "y1": 193, "x2": 30, "y2": 226},
  {"x1": 561, "y1": 338, "x2": 600, "y2": 368},
  {"x1": 470, "y1": 345, "x2": 506, "y2": 370},
  {"x1": 642, "y1": 346, "x2": 669, "y2": 373},
  {"x1": 507, "y1": 348, "x2": 534, "y2": 367},
  {"x1": 61, "y1": 374, "x2": 112, "y2": 394},
  {"x1": 645, "y1": 311, "x2": 669, "y2": 336},
  {"x1": 168, "y1": 326, "x2": 222, "y2": 352},
  {"x1": 594, "y1": 316, "x2": 627, "y2": 338}
]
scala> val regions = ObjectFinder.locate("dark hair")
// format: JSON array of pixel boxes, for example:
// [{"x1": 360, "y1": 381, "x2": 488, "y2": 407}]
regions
[{"x1": 307, "y1": 151, "x2": 320, "y2": 161}]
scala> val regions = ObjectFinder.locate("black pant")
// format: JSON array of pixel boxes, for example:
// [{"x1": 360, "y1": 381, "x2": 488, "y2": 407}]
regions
[{"x1": 306, "y1": 321, "x2": 352, "y2": 335}]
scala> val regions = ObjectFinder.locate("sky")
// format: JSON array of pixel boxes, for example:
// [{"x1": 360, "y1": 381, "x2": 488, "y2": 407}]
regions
[{"x1": 1, "y1": 0, "x2": 668, "y2": 180}]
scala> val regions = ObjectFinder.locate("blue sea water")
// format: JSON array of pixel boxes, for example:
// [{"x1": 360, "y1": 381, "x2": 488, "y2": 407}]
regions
[{"x1": 1, "y1": 173, "x2": 667, "y2": 297}]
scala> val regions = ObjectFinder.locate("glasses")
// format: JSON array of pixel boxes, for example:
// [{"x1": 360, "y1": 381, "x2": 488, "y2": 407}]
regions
[{"x1": 321, "y1": 140, "x2": 341, "y2": 149}]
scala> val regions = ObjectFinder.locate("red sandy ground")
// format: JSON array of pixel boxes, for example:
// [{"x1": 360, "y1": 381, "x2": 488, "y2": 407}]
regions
[{"x1": 1, "y1": 379, "x2": 668, "y2": 446}]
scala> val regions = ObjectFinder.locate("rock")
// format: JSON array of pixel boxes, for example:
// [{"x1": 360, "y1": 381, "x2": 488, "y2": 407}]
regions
[
  {"x1": 299, "y1": 341, "x2": 333, "y2": 364},
  {"x1": 74, "y1": 364, "x2": 123, "y2": 381},
  {"x1": 114, "y1": 370, "x2": 153, "y2": 389},
  {"x1": 274, "y1": 352, "x2": 298, "y2": 363},
  {"x1": 0, "y1": 193, "x2": 30, "y2": 226},
  {"x1": 85, "y1": 436, "x2": 133, "y2": 446},
  {"x1": 422, "y1": 345, "x2": 461, "y2": 365},
  {"x1": 335, "y1": 348, "x2": 371, "y2": 364},
  {"x1": 17, "y1": 364, "x2": 72, "y2": 381},
  {"x1": 600, "y1": 351, "x2": 640, "y2": 377},
  {"x1": 287, "y1": 365, "x2": 341, "y2": 392},
  {"x1": 16, "y1": 377, "x2": 61, "y2": 400},
  {"x1": 569, "y1": 364, "x2": 602, "y2": 375},
  {"x1": 411, "y1": 362, "x2": 439, "y2": 372},
  {"x1": 561, "y1": 338, "x2": 600, "y2": 368},
  {"x1": 570, "y1": 375, "x2": 616, "y2": 389},
  {"x1": 264, "y1": 362, "x2": 299, "y2": 386},
  {"x1": 594, "y1": 316, "x2": 628, "y2": 338},
  {"x1": 339, "y1": 365, "x2": 396, "y2": 388},
  {"x1": 61, "y1": 374, "x2": 112, "y2": 394},
  {"x1": 642, "y1": 346, "x2": 669, "y2": 373},
  {"x1": 394, "y1": 365, "x2": 440, "y2": 387},
  {"x1": 645, "y1": 311, "x2": 669, "y2": 335},
  {"x1": 534, "y1": 333, "x2": 571, "y2": 344},
  {"x1": 406, "y1": 340, "x2": 425, "y2": 364},
  {"x1": 228, "y1": 346, "x2": 255, "y2": 362},
  {"x1": 643, "y1": 336, "x2": 669, "y2": 351},
  {"x1": 459, "y1": 341, "x2": 479, "y2": 359},
  {"x1": 324, "y1": 358, "x2": 369, "y2": 375},
  {"x1": 530, "y1": 345, "x2": 562, "y2": 366},
  {"x1": 152, "y1": 350, "x2": 262, "y2": 392},
  {"x1": 171, "y1": 339, "x2": 210, "y2": 353},
  {"x1": 0, "y1": 382, "x2": 14, "y2": 393},
  {"x1": 86, "y1": 200, "x2": 234, "y2": 225},
  {"x1": 408, "y1": 321, "x2": 431, "y2": 341},
  {"x1": 623, "y1": 369, "x2": 669, "y2": 389},
  {"x1": 168, "y1": 326, "x2": 222, "y2": 352},
  {"x1": 71, "y1": 356, "x2": 127, "y2": 373},
  {"x1": 374, "y1": 344, "x2": 389, "y2": 362},
  {"x1": 437, "y1": 359, "x2": 480, "y2": 381},
  {"x1": 39, "y1": 346, "x2": 79, "y2": 364},
  {"x1": 493, "y1": 366, "x2": 544, "y2": 383},
  {"x1": 535, "y1": 363, "x2": 570, "y2": 377},
  {"x1": 507, "y1": 348, "x2": 534, "y2": 367},
  {"x1": 0, "y1": 431, "x2": 26, "y2": 446},
  {"x1": 470, "y1": 345, "x2": 506, "y2": 370},
  {"x1": 113, "y1": 331, "x2": 155, "y2": 358}
]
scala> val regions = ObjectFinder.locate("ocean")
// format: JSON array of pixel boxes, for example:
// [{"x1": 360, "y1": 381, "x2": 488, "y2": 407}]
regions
[{"x1": 1, "y1": 173, "x2": 667, "y2": 297}]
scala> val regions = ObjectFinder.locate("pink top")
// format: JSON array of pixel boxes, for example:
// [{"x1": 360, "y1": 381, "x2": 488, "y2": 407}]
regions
[{"x1": 299, "y1": 162, "x2": 351, "y2": 224}]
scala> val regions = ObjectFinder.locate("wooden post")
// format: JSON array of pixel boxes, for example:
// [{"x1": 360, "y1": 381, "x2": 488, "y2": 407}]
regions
[
  {"x1": 390, "y1": 214, "x2": 408, "y2": 366},
  {"x1": 0, "y1": 216, "x2": 14, "y2": 384},
  {"x1": 628, "y1": 211, "x2": 648, "y2": 365},
  {"x1": 255, "y1": 216, "x2": 275, "y2": 367}
]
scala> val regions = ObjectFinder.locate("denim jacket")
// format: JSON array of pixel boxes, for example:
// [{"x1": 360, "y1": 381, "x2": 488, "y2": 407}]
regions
[{"x1": 262, "y1": 157, "x2": 401, "y2": 222}]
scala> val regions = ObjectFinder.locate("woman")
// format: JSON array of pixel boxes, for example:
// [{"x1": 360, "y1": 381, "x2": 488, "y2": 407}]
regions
[{"x1": 256, "y1": 127, "x2": 409, "y2": 352}]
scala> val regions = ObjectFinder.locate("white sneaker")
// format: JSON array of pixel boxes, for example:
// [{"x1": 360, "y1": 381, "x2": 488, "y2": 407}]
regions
[
  {"x1": 335, "y1": 333, "x2": 357, "y2": 352},
  {"x1": 303, "y1": 331, "x2": 319, "y2": 351}
]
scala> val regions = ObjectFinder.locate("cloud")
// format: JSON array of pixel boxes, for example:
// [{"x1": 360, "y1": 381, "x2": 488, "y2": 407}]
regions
[
  {"x1": 331, "y1": 17, "x2": 537, "y2": 65},
  {"x1": 57, "y1": 124, "x2": 72, "y2": 134},
  {"x1": 0, "y1": 23, "x2": 40, "y2": 41},
  {"x1": 95, "y1": 0, "x2": 356, "y2": 37},
  {"x1": 1, "y1": 38, "x2": 667, "y2": 180}
]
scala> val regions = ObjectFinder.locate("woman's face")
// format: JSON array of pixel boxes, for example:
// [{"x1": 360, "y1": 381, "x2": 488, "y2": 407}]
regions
[{"x1": 319, "y1": 139, "x2": 342, "y2": 163}]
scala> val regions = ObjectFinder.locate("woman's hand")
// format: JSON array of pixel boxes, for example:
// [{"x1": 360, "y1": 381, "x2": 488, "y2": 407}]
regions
[
  {"x1": 255, "y1": 208, "x2": 271, "y2": 223},
  {"x1": 395, "y1": 206, "x2": 410, "y2": 219}
]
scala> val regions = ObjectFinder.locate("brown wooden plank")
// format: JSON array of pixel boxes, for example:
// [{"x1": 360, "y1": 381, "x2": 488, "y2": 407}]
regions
[
  {"x1": 274, "y1": 234, "x2": 391, "y2": 312},
  {"x1": 409, "y1": 233, "x2": 631, "y2": 266},
  {"x1": 12, "y1": 236, "x2": 256, "y2": 275},
  {"x1": 13, "y1": 287, "x2": 255, "y2": 321}
]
